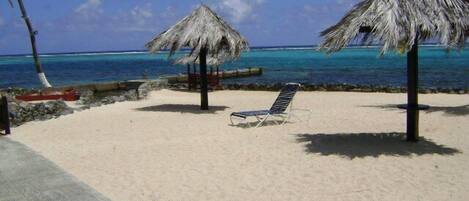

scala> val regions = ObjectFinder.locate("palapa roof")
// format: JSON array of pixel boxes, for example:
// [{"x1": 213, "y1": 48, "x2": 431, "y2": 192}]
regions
[
  {"x1": 145, "y1": 5, "x2": 249, "y2": 63},
  {"x1": 319, "y1": 0, "x2": 469, "y2": 54}
]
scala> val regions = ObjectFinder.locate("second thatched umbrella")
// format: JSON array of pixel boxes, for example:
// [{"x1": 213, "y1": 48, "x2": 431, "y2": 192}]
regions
[
  {"x1": 319, "y1": 0, "x2": 469, "y2": 141},
  {"x1": 146, "y1": 5, "x2": 249, "y2": 110}
]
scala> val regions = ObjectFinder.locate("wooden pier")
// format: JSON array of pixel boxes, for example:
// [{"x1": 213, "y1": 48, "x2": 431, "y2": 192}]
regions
[
  {"x1": 2, "y1": 67, "x2": 262, "y2": 101},
  {"x1": 162, "y1": 67, "x2": 263, "y2": 85}
]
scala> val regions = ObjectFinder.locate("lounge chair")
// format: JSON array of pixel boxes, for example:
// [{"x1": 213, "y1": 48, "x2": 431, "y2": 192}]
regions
[
  {"x1": 0, "y1": 96, "x2": 11, "y2": 135},
  {"x1": 230, "y1": 83, "x2": 306, "y2": 128}
]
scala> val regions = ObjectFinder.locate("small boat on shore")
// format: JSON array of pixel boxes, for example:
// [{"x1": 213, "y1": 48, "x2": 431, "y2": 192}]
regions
[{"x1": 16, "y1": 89, "x2": 79, "y2": 102}]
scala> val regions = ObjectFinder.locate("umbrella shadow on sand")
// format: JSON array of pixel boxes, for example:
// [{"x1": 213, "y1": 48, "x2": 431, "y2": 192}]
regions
[
  {"x1": 295, "y1": 133, "x2": 461, "y2": 159},
  {"x1": 135, "y1": 104, "x2": 229, "y2": 114},
  {"x1": 363, "y1": 104, "x2": 469, "y2": 116}
]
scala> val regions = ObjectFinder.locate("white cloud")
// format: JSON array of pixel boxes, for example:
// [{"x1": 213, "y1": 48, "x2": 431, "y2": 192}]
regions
[
  {"x1": 69, "y1": 1, "x2": 159, "y2": 32},
  {"x1": 130, "y1": 3, "x2": 154, "y2": 26},
  {"x1": 75, "y1": 0, "x2": 103, "y2": 20},
  {"x1": 160, "y1": 6, "x2": 177, "y2": 19},
  {"x1": 214, "y1": 0, "x2": 264, "y2": 23}
]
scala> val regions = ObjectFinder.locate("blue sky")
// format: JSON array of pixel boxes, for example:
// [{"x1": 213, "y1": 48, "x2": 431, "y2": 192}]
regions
[{"x1": 0, "y1": 0, "x2": 359, "y2": 55}]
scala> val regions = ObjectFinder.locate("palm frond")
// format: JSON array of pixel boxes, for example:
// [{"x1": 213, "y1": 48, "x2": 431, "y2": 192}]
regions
[{"x1": 319, "y1": 0, "x2": 469, "y2": 54}]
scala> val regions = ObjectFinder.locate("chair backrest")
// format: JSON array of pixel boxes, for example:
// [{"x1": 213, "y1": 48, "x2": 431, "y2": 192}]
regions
[
  {"x1": 1, "y1": 96, "x2": 11, "y2": 135},
  {"x1": 269, "y1": 83, "x2": 300, "y2": 114}
]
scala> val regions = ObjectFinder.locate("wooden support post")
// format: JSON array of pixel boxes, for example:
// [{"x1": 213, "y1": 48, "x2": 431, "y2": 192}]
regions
[
  {"x1": 406, "y1": 36, "x2": 419, "y2": 142},
  {"x1": 1, "y1": 96, "x2": 11, "y2": 135},
  {"x1": 193, "y1": 63, "x2": 197, "y2": 89},
  {"x1": 216, "y1": 66, "x2": 220, "y2": 85},
  {"x1": 187, "y1": 64, "x2": 191, "y2": 90},
  {"x1": 199, "y1": 48, "x2": 209, "y2": 110}
]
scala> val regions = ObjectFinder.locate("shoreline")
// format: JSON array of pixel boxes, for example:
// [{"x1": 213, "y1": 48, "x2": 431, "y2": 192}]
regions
[
  {"x1": 2, "y1": 80, "x2": 468, "y2": 95},
  {"x1": 2, "y1": 80, "x2": 467, "y2": 128}
]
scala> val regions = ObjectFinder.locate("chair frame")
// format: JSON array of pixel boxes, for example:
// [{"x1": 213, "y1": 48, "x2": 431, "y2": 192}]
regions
[{"x1": 230, "y1": 83, "x2": 311, "y2": 128}]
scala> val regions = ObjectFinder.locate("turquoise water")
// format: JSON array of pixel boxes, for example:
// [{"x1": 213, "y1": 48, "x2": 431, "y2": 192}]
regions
[{"x1": 0, "y1": 46, "x2": 468, "y2": 89}]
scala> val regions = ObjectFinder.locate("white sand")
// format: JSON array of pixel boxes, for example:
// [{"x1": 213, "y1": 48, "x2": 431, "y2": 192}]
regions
[{"x1": 9, "y1": 89, "x2": 469, "y2": 201}]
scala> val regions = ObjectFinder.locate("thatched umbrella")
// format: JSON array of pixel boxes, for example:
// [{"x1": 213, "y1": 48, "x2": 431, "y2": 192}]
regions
[
  {"x1": 319, "y1": 0, "x2": 469, "y2": 141},
  {"x1": 146, "y1": 5, "x2": 249, "y2": 110}
]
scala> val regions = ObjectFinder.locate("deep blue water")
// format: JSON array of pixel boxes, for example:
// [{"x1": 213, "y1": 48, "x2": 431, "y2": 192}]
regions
[{"x1": 0, "y1": 46, "x2": 468, "y2": 89}]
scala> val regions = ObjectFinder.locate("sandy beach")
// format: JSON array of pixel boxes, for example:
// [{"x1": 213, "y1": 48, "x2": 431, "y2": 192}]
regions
[{"x1": 8, "y1": 89, "x2": 469, "y2": 201}]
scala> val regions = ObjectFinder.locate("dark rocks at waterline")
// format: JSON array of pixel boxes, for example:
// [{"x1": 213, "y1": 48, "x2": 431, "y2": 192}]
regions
[
  {"x1": 97, "y1": 90, "x2": 139, "y2": 105},
  {"x1": 8, "y1": 100, "x2": 74, "y2": 126},
  {"x1": 0, "y1": 88, "x2": 36, "y2": 97},
  {"x1": 75, "y1": 83, "x2": 162, "y2": 108},
  {"x1": 138, "y1": 81, "x2": 166, "y2": 99},
  {"x1": 216, "y1": 83, "x2": 469, "y2": 94},
  {"x1": 76, "y1": 89, "x2": 138, "y2": 107},
  {"x1": 73, "y1": 80, "x2": 167, "y2": 108}
]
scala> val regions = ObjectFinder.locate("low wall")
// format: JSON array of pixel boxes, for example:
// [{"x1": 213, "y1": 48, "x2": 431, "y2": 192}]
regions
[{"x1": 0, "y1": 79, "x2": 168, "y2": 127}]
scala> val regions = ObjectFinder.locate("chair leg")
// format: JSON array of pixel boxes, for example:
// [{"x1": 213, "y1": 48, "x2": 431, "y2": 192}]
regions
[
  {"x1": 255, "y1": 114, "x2": 270, "y2": 128},
  {"x1": 231, "y1": 115, "x2": 246, "y2": 125},
  {"x1": 230, "y1": 115, "x2": 235, "y2": 125},
  {"x1": 271, "y1": 116, "x2": 282, "y2": 125},
  {"x1": 282, "y1": 113, "x2": 291, "y2": 125}
]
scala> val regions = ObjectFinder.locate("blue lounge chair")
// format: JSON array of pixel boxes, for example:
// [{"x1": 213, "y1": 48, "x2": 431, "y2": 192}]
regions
[{"x1": 230, "y1": 83, "x2": 301, "y2": 128}]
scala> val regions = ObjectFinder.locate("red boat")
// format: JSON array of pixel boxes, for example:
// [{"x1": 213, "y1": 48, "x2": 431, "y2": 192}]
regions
[{"x1": 16, "y1": 89, "x2": 79, "y2": 102}]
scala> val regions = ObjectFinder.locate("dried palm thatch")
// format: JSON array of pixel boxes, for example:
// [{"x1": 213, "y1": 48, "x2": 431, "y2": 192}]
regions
[
  {"x1": 319, "y1": 0, "x2": 469, "y2": 54},
  {"x1": 145, "y1": 5, "x2": 249, "y2": 61}
]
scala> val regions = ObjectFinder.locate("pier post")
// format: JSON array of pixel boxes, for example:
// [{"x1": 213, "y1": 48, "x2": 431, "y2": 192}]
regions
[
  {"x1": 216, "y1": 66, "x2": 220, "y2": 85},
  {"x1": 210, "y1": 66, "x2": 214, "y2": 86},
  {"x1": 187, "y1": 64, "x2": 191, "y2": 90}
]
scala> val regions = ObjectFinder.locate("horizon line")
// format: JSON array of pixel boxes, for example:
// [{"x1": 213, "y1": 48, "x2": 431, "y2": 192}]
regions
[{"x1": 0, "y1": 43, "x2": 458, "y2": 57}]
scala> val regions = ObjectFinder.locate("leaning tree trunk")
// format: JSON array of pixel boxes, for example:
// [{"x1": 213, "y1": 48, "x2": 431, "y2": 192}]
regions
[{"x1": 17, "y1": 0, "x2": 52, "y2": 88}]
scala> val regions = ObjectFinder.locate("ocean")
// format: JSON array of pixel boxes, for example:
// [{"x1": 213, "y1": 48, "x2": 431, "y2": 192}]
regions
[{"x1": 0, "y1": 46, "x2": 468, "y2": 89}]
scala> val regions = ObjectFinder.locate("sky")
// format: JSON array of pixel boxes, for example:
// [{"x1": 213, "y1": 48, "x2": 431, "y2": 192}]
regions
[{"x1": 0, "y1": 0, "x2": 360, "y2": 55}]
